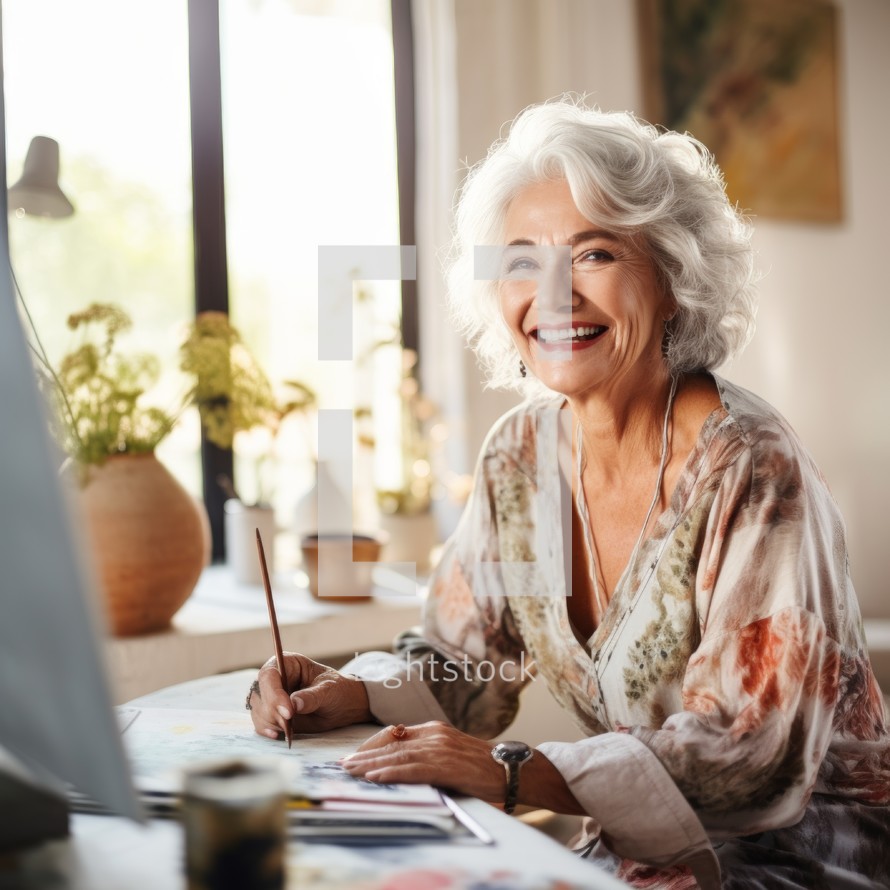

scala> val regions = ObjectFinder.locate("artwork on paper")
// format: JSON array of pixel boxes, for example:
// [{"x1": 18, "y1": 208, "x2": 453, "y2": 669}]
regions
[
  {"x1": 637, "y1": 0, "x2": 843, "y2": 222},
  {"x1": 119, "y1": 708, "x2": 442, "y2": 806}
]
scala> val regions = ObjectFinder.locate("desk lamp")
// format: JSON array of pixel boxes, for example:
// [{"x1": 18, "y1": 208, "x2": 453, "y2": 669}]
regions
[{"x1": 7, "y1": 135, "x2": 74, "y2": 218}]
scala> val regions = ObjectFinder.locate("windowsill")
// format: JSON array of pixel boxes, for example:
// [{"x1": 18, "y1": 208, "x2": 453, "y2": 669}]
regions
[{"x1": 104, "y1": 564, "x2": 424, "y2": 704}]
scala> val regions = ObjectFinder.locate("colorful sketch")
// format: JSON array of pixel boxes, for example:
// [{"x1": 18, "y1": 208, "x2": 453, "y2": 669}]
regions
[
  {"x1": 287, "y1": 856, "x2": 588, "y2": 890},
  {"x1": 638, "y1": 0, "x2": 842, "y2": 221}
]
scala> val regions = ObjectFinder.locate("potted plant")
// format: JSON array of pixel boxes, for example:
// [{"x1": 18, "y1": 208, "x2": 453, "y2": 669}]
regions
[
  {"x1": 358, "y1": 348, "x2": 442, "y2": 574},
  {"x1": 29, "y1": 302, "x2": 314, "y2": 632},
  {"x1": 181, "y1": 310, "x2": 316, "y2": 585}
]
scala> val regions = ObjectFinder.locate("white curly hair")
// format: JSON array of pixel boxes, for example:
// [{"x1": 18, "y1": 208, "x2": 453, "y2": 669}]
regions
[{"x1": 446, "y1": 97, "x2": 758, "y2": 397}]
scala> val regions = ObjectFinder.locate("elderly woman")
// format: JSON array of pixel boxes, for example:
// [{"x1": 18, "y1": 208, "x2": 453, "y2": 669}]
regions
[{"x1": 249, "y1": 101, "x2": 889, "y2": 888}]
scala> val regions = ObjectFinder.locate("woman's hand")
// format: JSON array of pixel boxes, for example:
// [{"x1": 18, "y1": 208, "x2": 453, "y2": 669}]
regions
[
  {"x1": 248, "y1": 652, "x2": 373, "y2": 738},
  {"x1": 340, "y1": 721, "x2": 506, "y2": 803},
  {"x1": 341, "y1": 721, "x2": 587, "y2": 814}
]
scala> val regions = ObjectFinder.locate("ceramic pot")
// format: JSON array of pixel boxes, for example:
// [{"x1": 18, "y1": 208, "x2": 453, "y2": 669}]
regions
[
  {"x1": 79, "y1": 453, "x2": 209, "y2": 636},
  {"x1": 300, "y1": 533, "x2": 384, "y2": 603}
]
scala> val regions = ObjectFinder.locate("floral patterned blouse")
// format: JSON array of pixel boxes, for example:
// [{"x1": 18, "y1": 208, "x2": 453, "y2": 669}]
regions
[{"x1": 357, "y1": 375, "x2": 890, "y2": 889}]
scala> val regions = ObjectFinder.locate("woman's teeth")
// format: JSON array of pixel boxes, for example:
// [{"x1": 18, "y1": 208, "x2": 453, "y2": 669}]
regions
[{"x1": 537, "y1": 325, "x2": 606, "y2": 343}]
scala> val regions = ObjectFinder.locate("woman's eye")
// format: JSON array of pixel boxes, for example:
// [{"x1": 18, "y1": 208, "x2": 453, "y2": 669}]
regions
[
  {"x1": 505, "y1": 257, "x2": 540, "y2": 274},
  {"x1": 575, "y1": 248, "x2": 614, "y2": 264}
]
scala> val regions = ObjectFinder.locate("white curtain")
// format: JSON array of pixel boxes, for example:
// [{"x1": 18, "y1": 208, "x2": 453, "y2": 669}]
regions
[
  {"x1": 411, "y1": 0, "x2": 642, "y2": 536},
  {"x1": 412, "y1": 0, "x2": 469, "y2": 536}
]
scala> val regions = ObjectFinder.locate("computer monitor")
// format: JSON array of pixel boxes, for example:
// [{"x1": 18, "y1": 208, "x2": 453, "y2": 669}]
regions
[{"x1": 0, "y1": 6, "x2": 141, "y2": 849}]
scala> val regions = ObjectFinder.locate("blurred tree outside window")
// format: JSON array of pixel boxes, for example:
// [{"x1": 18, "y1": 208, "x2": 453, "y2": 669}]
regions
[{"x1": 3, "y1": 0, "x2": 199, "y2": 495}]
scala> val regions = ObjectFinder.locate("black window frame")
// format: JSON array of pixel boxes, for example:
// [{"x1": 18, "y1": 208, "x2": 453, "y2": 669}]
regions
[{"x1": 187, "y1": 0, "x2": 416, "y2": 560}]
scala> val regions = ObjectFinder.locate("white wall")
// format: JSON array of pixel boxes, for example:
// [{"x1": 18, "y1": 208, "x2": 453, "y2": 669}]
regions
[
  {"x1": 728, "y1": 0, "x2": 890, "y2": 620},
  {"x1": 429, "y1": 0, "x2": 890, "y2": 618}
]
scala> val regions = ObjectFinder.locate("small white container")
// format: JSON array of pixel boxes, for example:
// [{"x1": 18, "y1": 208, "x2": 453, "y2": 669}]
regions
[{"x1": 224, "y1": 499, "x2": 276, "y2": 586}]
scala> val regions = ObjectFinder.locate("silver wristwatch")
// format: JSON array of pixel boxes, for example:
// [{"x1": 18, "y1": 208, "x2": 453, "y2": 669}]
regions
[{"x1": 490, "y1": 740, "x2": 533, "y2": 815}]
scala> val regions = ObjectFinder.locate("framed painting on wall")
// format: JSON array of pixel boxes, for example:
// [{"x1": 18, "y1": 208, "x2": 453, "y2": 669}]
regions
[{"x1": 637, "y1": 0, "x2": 843, "y2": 222}]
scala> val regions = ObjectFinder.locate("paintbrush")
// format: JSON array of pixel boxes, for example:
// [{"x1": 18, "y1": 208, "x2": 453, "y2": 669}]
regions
[{"x1": 256, "y1": 528, "x2": 292, "y2": 749}]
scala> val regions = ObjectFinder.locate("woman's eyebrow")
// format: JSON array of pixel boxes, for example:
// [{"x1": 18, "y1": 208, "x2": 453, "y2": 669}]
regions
[
  {"x1": 570, "y1": 229, "x2": 619, "y2": 246},
  {"x1": 505, "y1": 230, "x2": 619, "y2": 247}
]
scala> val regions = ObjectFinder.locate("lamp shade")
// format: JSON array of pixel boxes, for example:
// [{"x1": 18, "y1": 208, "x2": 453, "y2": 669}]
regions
[{"x1": 8, "y1": 136, "x2": 74, "y2": 218}]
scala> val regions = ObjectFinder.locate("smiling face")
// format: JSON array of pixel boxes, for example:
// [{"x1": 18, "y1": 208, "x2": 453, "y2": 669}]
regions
[{"x1": 498, "y1": 178, "x2": 673, "y2": 404}]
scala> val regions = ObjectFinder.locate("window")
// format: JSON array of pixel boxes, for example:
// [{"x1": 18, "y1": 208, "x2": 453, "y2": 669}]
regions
[
  {"x1": 220, "y1": 0, "x2": 403, "y2": 552},
  {"x1": 3, "y1": 0, "x2": 199, "y2": 493},
  {"x1": 4, "y1": 0, "x2": 410, "y2": 566}
]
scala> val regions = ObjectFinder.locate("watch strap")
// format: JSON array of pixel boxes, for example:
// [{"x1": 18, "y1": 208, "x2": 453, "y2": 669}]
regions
[{"x1": 502, "y1": 761, "x2": 520, "y2": 815}]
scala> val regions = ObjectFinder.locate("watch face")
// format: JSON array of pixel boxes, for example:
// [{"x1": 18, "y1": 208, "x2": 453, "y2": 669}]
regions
[{"x1": 492, "y1": 741, "x2": 533, "y2": 765}]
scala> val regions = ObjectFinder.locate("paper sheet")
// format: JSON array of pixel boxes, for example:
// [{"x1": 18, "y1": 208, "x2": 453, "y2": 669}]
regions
[{"x1": 120, "y1": 707, "x2": 443, "y2": 807}]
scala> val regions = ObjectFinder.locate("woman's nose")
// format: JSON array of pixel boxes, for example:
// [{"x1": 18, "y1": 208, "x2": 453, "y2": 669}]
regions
[{"x1": 534, "y1": 250, "x2": 576, "y2": 317}]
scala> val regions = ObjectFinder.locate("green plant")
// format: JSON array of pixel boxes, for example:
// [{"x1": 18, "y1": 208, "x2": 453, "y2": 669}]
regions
[
  {"x1": 357, "y1": 346, "x2": 439, "y2": 517},
  {"x1": 350, "y1": 281, "x2": 441, "y2": 517},
  {"x1": 182, "y1": 312, "x2": 316, "y2": 505},
  {"x1": 180, "y1": 310, "x2": 314, "y2": 450},
  {"x1": 44, "y1": 304, "x2": 173, "y2": 465},
  {"x1": 26, "y1": 302, "x2": 315, "y2": 485}
]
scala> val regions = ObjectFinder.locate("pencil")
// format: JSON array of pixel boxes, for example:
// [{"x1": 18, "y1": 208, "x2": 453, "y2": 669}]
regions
[{"x1": 256, "y1": 528, "x2": 293, "y2": 749}]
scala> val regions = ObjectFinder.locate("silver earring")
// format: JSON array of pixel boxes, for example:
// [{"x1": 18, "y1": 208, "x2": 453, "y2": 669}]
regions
[{"x1": 519, "y1": 360, "x2": 527, "y2": 378}]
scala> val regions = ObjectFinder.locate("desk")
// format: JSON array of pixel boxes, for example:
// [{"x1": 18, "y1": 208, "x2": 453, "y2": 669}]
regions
[
  {"x1": 105, "y1": 566, "x2": 423, "y2": 703},
  {"x1": 4, "y1": 671, "x2": 627, "y2": 890}
]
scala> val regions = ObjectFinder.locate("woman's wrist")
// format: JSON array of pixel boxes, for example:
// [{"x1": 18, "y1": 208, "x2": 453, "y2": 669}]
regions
[
  {"x1": 343, "y1": 674, "x2": 374, "y2": 724},
  {"x1": 516, "y1": 750, "x2": 586, "y2": 815}
]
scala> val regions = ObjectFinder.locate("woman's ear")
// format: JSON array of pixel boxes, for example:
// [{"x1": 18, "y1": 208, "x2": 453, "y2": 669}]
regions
[{"x1": 650, "y1": 260, "x2": 675, "y2": 320}]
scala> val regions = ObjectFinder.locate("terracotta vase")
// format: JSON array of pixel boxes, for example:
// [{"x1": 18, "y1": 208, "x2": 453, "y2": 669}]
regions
[{"x1": 78, "y1": 453, "x2": 209, "y2": 636}]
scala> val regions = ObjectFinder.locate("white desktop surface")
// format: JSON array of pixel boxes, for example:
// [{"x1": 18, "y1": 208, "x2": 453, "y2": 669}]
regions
[{"x1": 2, "y1": 670, "x2": 628, "y2": 890}]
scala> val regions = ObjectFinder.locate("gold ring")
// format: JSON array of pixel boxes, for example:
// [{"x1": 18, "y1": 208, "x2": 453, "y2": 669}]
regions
[{"x1": 390, "y1": 723, "x2": 408, "y2": 740}]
